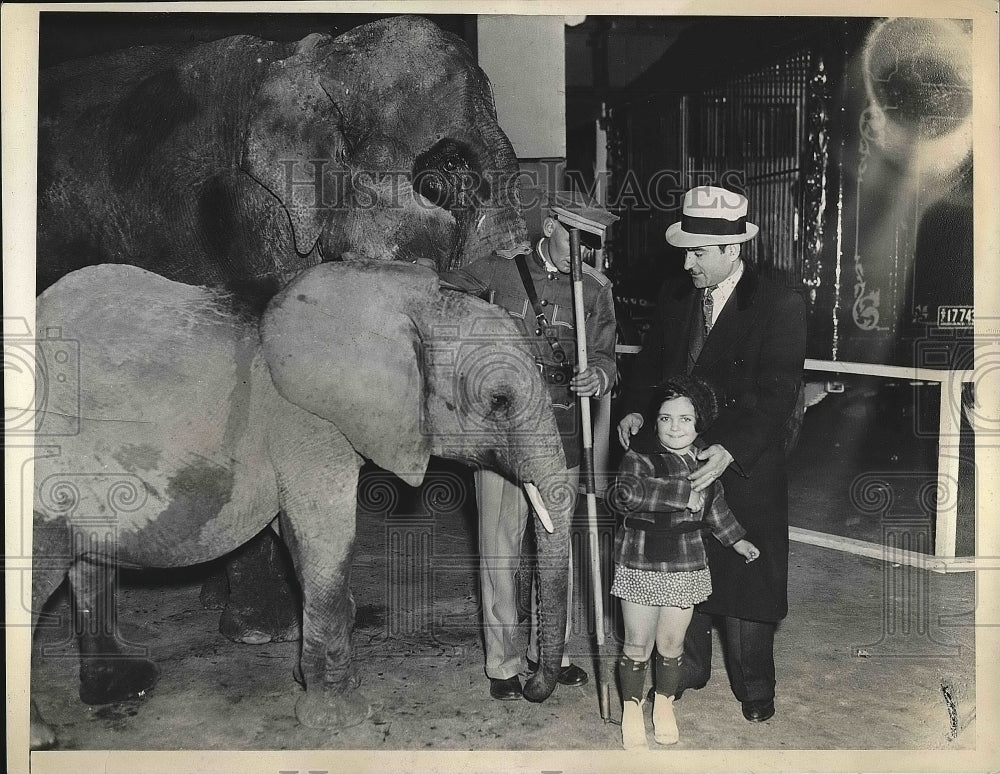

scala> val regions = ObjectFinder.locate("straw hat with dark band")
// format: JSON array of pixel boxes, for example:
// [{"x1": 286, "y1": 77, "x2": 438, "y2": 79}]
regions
[{"x1": 665, "y1": 185, "x2": 759, "y2": 248}]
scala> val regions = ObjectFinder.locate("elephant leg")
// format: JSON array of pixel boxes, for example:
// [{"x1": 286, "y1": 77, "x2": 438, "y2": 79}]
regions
[
  {"x1": 31, "y1": 515, "x2": 75, "y2": 750},
  {"x1": 215, "y1": 525, "x2": 302, "y2": 644},
  {"x1": 197, "y1": 560, "x2": 229, "y2": 609},
  {"x1": 69, "y1": 555, "x2": 159, "y2": 705},
  {"x1": 276, "y1": 456, "x2": 373, "y2": 729},
  {"x1": 30, "y1": 699, "x2": 57, "y2": 751}
]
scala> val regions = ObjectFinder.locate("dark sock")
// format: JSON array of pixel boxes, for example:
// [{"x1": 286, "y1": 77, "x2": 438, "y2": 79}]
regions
[
  {"x1": 654, "y1": 653, "x2": 683, "y2": 698},
  {"x1": 617, "y1": 655, "x2": 649, "y2": 703}
]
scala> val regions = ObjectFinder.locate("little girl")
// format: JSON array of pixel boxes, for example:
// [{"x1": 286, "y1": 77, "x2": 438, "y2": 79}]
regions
[{"x1": 609, "y1": 375, "x2": 759, "y2": 748}]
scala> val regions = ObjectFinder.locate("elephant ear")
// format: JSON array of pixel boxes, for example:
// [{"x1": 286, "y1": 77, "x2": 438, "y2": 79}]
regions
[
  {"x1": 243, "y1": 33, "x2": 350, "y2": 256},
  {"x1": 260, "y1": 260, "x2": 438, "y2": 487}
]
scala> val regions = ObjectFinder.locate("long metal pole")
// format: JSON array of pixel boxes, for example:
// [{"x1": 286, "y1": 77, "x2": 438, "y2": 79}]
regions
[{"x1": 568, "y1": 228, "x2": 609, "y2": 722}]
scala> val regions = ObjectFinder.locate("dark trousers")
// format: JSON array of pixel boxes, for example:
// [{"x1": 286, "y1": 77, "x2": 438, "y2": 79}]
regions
[{"x1": 682, "y1": 610, "x2": 776, "y2": 702}]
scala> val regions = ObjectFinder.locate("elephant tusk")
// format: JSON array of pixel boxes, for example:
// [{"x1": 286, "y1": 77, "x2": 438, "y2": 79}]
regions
[{"x1": 524, "y1": 483, "x2": 554, "y2": 534}]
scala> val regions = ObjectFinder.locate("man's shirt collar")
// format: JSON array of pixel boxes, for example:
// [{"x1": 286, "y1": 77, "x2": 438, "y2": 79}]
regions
[{"x1": 712, "y1": 259, "x2": 744, "y2": 297}]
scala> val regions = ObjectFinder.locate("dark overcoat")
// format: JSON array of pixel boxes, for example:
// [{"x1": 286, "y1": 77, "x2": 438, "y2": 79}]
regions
[{"x1": 621, "y1": 265, "x2": 806, "y2": 621}]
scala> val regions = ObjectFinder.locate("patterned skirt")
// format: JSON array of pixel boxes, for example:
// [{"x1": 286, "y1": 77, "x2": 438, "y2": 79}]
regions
[{"x1": 610, "y1": 565, "x2": 713, "y2": 607}]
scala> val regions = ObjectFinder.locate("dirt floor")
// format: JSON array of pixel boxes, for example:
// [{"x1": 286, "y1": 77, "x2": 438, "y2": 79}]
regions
[
  {"x1": 29, "y1": 470, "x2": 976, "y2": 756},
  {"x1": 786, "y1": 378, "x2": 977, "y2": 555}
]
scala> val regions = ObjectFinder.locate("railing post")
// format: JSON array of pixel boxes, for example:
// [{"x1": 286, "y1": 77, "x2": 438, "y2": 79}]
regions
[{"x1": 934, "y1": 376, "x2": 964, "y2": 558}]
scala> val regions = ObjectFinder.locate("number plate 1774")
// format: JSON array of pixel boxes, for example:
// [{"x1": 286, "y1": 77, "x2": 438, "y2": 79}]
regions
[{"x1": 937, "y1": 306, "x2": 974, "y2": 328}]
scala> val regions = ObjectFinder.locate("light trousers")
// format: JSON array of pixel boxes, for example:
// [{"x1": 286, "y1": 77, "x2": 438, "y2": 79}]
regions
[{"x1": 476, "y1": 467, "x2": 578, "y2": 680}]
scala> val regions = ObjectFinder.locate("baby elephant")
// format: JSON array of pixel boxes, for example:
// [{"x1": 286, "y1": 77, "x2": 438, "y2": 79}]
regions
[{"x1": 30, "y1": 260, "x2": 574, "y2": 747}]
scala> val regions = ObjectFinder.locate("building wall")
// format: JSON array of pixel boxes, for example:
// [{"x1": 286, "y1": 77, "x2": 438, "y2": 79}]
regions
[{"x1": 477, "y1": 15, "x2": 565, "y2": 160}]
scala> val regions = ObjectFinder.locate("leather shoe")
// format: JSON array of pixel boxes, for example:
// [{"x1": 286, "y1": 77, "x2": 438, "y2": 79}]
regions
[
  {"x1": 489, "y1": 676, "x2": 522, "y2": 701},
  {"x1": 741, "y1": 699, "x2": 775, "y2": 722},
  {"x1": 526, "y1": 660, "x2": 589, "y2": 686},
  {"x1": 556, "y1": 663, "x2": 588, "y2": 686}
]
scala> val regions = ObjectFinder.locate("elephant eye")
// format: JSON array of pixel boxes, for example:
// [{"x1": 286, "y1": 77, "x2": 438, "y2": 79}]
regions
[{"x1": 413, "y1": 138, "x2": 489, "y2": 211}]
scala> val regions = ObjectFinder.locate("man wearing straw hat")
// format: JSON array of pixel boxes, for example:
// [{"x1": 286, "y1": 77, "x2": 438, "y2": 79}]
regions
[
  {"x1": 444, "y1": 190, "x2": 618, "y2": 701},
  {"x1": 617, "y1": 185, "x2": 805, "y2": 723}
]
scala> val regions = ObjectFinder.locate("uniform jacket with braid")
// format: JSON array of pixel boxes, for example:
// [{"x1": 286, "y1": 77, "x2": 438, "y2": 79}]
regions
[{"x1": 441, "y1": 244, "x2": 617, "y2": 468}]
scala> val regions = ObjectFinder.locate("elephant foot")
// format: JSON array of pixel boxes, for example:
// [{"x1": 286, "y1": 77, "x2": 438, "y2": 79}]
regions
[
  {"x1": 79, "y1": 657, "x2": 159, "y2": 705},
  {"x1": 295, "y1": 689, "x2": 377, "y2": 730},
  {"x1": 522, "y1": 670, "x2": 558, "y2": 703},
  {"x1": 219, "y1": 603, "x2": 301, "y2": 644},
  {"x1": 293, "y1": 663, "x2": 362, "y2": 691},
  {"x1": 30, "y1": 700, "x2": 57, "y2": 751}
]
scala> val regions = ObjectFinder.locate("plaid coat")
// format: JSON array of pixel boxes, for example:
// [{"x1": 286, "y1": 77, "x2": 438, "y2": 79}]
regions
[{"x1": 612, "y1": 443, "x2": 746, "y2": 573}]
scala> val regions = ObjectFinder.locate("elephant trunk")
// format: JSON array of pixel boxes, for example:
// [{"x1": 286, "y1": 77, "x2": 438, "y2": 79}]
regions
[
  {"x1": 455, "y1": 122, "x2": 529, "y2": 269},
  {"x1": 521, "y1": 463, "x2": 574, "y2": 703}
]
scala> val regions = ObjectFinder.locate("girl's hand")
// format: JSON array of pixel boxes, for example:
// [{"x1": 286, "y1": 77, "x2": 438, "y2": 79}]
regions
[
  {"x1": 733, "y1": 539, "x2": 760, "y2": 563},
  {"x1": 687, "y1": 489, "x2": 705, "y2": 512}
]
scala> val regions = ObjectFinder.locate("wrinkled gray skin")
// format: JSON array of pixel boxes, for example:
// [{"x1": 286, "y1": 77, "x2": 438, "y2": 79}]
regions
[
  {"x1": 36, "y1": 13, "x2": 531, "y2": 661},
  {"x1": 38, "y1": 15, "x2": 528, "y2": 291},
  {"x1": 30, "y1": 262, "x2": 572, "y2": 748}
]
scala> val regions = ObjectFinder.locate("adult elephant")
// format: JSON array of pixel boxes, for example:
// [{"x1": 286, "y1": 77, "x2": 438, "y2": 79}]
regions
[
  {"x1": 38, "y1": 14, "x2": 527, "y2": 289},
  {"x1": 36, "y1": 14, "x2": 530, "y2": 667},
  {"x1": 31, "y1": 260, "x2": 573, "y2": 749}
]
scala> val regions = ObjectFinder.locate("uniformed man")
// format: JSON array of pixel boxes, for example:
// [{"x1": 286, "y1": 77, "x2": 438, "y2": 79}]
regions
[{"x1": 444, "y1": 190, "x2": 618, "y2": 700}]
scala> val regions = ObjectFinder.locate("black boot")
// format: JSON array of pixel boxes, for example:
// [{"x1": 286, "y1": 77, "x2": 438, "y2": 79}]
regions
[{"x1": 654, "y1": 652, "x2": 683, "y2": 698}]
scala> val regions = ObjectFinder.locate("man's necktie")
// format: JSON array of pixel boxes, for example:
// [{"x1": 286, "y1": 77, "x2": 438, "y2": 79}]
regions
[{"x1": 687, "y1": 287, "x2": 715, "y2": 371}]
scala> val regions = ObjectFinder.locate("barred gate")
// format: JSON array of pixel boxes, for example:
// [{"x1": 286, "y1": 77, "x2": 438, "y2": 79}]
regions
[{"x1": 681, "y1": 51, "x2": 815, "y2": 284}]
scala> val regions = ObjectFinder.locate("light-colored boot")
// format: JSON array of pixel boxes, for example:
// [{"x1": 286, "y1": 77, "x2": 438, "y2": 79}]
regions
[
  {"x1": 618, "y1": 654, "x2": 650, "y2": 749},
  {"x1": 652, "y1": 692, "x2": 679, "y2": 745},
  {"x1": 621, "y1": 699, "x2": 648, "y2": 749}
]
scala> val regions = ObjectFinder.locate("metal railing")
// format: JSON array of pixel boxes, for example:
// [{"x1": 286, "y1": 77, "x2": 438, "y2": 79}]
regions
[{"x1": 614, "y1": 345, "x2": 974, "y2": 572}]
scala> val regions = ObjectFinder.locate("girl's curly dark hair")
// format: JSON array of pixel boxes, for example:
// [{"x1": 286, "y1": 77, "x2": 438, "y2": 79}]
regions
[{"x1": 645, "y1": 374, "x2": 722, "y2": 433}]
